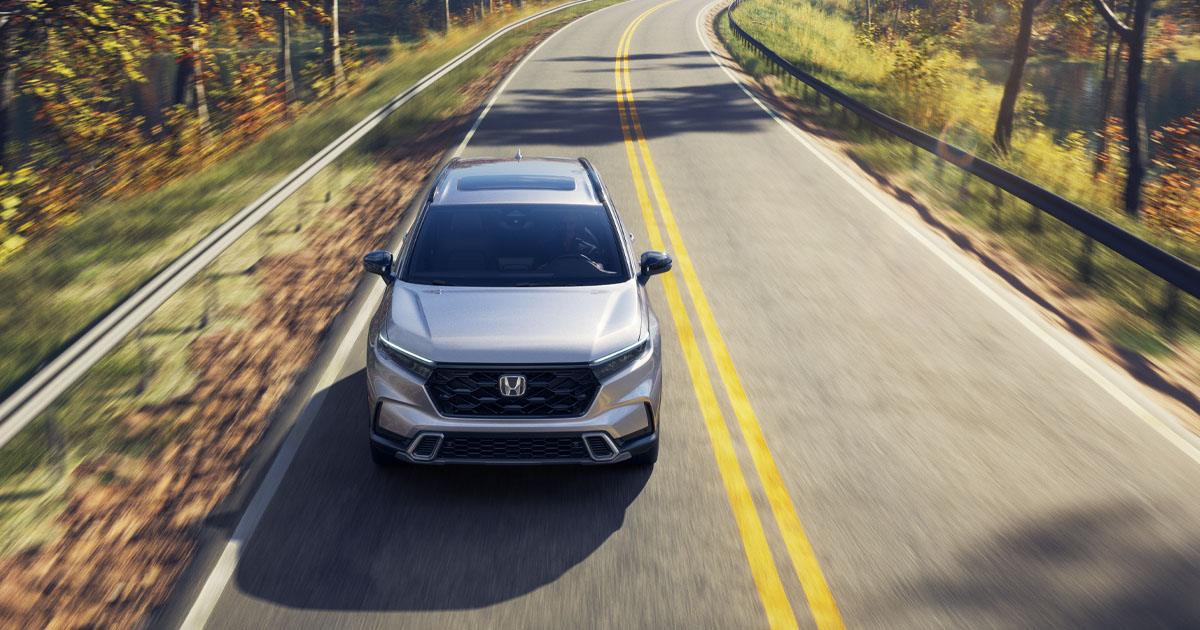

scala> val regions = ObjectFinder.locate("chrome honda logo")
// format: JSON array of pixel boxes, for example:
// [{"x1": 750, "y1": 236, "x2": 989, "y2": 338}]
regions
[{"x1": 498, "y1": 374, "x2": 527, "y2": 397}]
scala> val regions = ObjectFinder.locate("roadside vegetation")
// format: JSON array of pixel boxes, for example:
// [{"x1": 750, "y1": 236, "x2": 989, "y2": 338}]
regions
[
  {"x1": 0, "y1": 2, "x2": 626, "y2": 627},
  {"x1": 719, "y1": 0, "x2": 1200, "y2": 352},
  {"x1": 0, "y1": 0, "x2": 574, "y2": 401}
]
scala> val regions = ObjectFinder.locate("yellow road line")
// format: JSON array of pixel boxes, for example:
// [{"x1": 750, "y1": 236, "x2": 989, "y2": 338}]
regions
[
  {"x1": 618, "y1": 5, "x2": 846, "y2": 629},
  {"x1": 616, "y1": 5, "x2": 797, "y2": 629}
]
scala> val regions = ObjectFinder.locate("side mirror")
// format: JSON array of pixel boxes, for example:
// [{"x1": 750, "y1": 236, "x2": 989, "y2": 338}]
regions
[
  {"x1": 362, "y1": 250, "x2": 394, "y2": 283},
  {"x1": 638, "y1": 251, "x2": 672, "y2": 284}
]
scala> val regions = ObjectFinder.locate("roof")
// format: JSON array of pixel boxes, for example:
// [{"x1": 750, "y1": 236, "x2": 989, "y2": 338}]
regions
[{"x1": 431, "y1": 157, "x2": 602, "y2": 206}]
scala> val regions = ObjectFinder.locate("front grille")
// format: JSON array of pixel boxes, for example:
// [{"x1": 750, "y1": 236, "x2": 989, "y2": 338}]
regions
[
  {"x1": 438, "y1": 436, "x2": 589, "y2": 460},
  {"x1": 426, "y1": 366, "x2": 599, "y2": 417}
]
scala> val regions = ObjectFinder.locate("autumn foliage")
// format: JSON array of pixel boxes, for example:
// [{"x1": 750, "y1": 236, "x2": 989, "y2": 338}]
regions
[{"x1": 1145, "y1": 110, "x2": 1200, "y2": 242}]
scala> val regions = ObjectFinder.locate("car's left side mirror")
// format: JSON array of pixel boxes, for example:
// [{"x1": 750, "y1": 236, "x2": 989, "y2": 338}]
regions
[
  {"x1": 363, "y1": 250, "x2": 394, "y2": 284},
  {"x1": 638, "y1": 251, "x2": 672, "y2": 284}
]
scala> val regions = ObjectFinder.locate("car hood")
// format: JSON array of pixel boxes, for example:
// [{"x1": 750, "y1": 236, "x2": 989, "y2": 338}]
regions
[{"x1": 383, "y1": 282, "x2": 643, "y2": 364}]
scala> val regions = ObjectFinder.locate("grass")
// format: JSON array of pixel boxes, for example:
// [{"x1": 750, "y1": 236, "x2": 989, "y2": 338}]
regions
[
  {"x1": 0, "y1": 0, "x2": 592, "y2": 401},
  {"x1": 0, "y1": 0, "x2": 627, "y2": 555},
  {"x1": 718, "y1": 0, "x2": 1200, "y2": 351}
]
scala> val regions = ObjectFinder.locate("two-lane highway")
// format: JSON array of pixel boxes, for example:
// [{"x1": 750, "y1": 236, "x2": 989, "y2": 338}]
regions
[{"x1": 184, "y1": 0, "x2": 1200, "y2": 627}]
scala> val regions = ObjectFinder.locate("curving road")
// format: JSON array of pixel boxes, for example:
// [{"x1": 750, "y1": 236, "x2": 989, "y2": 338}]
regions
[{"x1": 182, "y1": 0, "x2": 1200, "y2": 628}]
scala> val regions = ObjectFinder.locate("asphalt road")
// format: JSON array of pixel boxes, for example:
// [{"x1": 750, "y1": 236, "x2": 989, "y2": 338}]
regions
[{"x1": 189, "y1": 0, "x2": 1200, "y2": 627}]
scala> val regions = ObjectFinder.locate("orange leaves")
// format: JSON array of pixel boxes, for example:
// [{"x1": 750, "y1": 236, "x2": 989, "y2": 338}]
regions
[{"x1": 1145, "y1": 110, "x2": 1200, "y2": 242}]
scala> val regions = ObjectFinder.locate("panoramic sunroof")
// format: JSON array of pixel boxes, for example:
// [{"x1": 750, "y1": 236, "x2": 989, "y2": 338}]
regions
[{"x1": 457, "y1": 174, "x2": 577, "y2": 192}]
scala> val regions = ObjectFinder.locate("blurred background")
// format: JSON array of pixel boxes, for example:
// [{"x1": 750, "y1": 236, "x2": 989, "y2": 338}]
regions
[{"x1": 0, "y1": 0, "x2": 1198, "y2": 627}]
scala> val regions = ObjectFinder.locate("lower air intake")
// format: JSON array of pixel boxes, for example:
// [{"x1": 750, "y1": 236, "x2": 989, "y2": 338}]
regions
[
  {"x1": 582, "y1": 433, "x2": 617, "y2": 461},
  {"x1": 408, "y1": 433, "x2": 443, "y2": 461}
]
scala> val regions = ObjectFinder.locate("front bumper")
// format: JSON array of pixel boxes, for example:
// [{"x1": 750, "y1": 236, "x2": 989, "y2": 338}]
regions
[
  {"x1": 365, "y1": 325, "x2": 662, "y2": 465},
  {"x1": 369, "y1": 429, "x2": 658, "y2": 465}
]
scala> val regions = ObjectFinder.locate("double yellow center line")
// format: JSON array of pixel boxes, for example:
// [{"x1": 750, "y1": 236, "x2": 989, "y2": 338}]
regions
[{"x1": 615, "y1": 3, "x2": 845, "y2": 629}]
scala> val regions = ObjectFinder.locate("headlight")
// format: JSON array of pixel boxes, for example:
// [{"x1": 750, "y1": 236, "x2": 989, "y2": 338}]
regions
[
  {"x1": 590, "y1": 339, "x2": 649, "y2": 379},
  {"x1": 378, "y1": 332, "x2": 435, "y2": 380}
]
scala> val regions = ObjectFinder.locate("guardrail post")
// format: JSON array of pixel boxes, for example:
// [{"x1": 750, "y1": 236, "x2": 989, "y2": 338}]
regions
[
  {"x1": 1162, "y1": 284, "x2": 1181, "y2": 328},
  {"x1": 1077, "y1": 236, "x2": 1094, "y2": 282},
  {"x1": 135, "y1": 327, "x2": 150, "y2": 396},
  {"x1": 46, "y1": 413, "x2": 66, "y2": 480},
  {"x1": 990, "y1": 186, "x2": 1004, "y2": 228},
  {"x1": 1027, "y1": 204, "x2": 1043, "y2": 234}
]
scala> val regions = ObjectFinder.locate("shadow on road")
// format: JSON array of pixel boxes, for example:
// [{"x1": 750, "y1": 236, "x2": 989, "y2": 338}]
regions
[
  {"x1": 464, "y1": 52, "x2": 770, "y2": 150},
  {"x1": 883, "y1": 503, "x2": 1200, "y2": 629},
  {"x1": 235, "y1": 369, "x2": 651, "y2": 611}
]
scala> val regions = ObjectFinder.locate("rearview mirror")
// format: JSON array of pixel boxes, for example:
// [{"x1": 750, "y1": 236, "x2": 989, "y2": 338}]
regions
[
  {"x1": 638, "y1": 251, "x2": 672, "y2": 284},
  {"x1": 362, "y1": 250, "x2": 394, "y2": 283}
]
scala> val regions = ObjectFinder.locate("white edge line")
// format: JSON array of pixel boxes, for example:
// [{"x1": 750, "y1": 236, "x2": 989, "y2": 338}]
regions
[
  {"x1": 177, "y1": 280, "x2": 384, "y2": 630},
  {"x1": 694, "y1": 0, "x2": 1200, "y2": 467},
  {"x1": 0, "y1": 0, "x2": 598, "y2": 451},
  {"x1": 177, "y1": 5, "x2": 619, "y2": 629}
]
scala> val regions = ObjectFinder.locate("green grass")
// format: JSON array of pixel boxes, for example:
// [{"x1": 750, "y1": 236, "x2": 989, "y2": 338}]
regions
[{"x1": 719, "y1": 0, "x2": 1200, "y2": 349}]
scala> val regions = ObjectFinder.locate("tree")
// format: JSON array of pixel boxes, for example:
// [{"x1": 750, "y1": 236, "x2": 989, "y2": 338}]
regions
[
  {"x1": 1092, "y1": 0, "x2": 1152, "y2": 218},
  {"x1": 253, "y1": 1, "x2": 325, "y2": 109},
  {"x1": 0, "y1": 1, "x2": 177, "y2": 167},
  {"x1": 322, "y1": 0, "x2": 345, "y2": 90},
  {"x1": 992, "y1": 0, "x2": 1043, "y2": 154},
  {"x1": 0, "y1": 12, "x2": 15, "y2": 170},
  {"x1": 276, "y1": 2, "x2": 295, "y2": 105},
  {"x1": 174, "y1": 0, "x2": 210, "y2": 133},
  {"x1": 1094, "y1": 0, "x2": 1130, "y2": 175}
]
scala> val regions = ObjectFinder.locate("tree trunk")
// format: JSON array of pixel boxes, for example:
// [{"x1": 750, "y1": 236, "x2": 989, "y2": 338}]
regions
[
  {"x1": 1095, "y1": 30, "x2": 1118, "y2": 175},
  {"x1": 322, "y1": 0, "x2": 346, "y2": 90},
  {"x1": 0, "y1": 16, "x2": 14, "y2": 170},
  {"x1": 992, "y1": 0, "x2": 1040, "y2": 154},
  {"x1": 1096, "y1": 0, "x2": 1132, "y2": 175},
  {"x1": 865, "y1": 0, "x2": 872, "y2": 25},
  {"x1": 278, "y1": 2, "x2": 296, "y2": 107},
  {"x1": 173, "y1": 0, "x2": 210, "y2": 132},
  {"x1": 445, "y1": 0, "x2": 451, "y2": 34},
  {"x1": 1121, "y1": 0, "x2": 1150, "y2": 218}
]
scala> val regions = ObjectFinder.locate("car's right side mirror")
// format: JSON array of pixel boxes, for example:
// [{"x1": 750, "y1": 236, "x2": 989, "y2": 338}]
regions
[{"x1": 638, "y1": 251, "x2": 672, "y2": 284}]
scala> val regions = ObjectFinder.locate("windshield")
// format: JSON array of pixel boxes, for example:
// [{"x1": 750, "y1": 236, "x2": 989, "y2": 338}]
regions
[{"x1": 402, "y1": 203, "x2": 629, "y2": 286}]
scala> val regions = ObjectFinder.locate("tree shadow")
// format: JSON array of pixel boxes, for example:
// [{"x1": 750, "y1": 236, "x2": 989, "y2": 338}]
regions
[
  {"x1": 884, "y1": 503, "x2": 1200, "y2": 629},
  {"x1": 234, "y1": 368, "x2": 651, "y2": 611},
  {"x1": 464, "y1": 53, "x2": 773, "y2": 150},
  {"x1": 843, "y1": 150, "x2": 1096, "y2": 342},
  {"x1": 0, "y1": 488, "x2": 50, "y2": 503},
  {"x1": 841, "y1": 148, "x2": 1200, "y2": 419}
]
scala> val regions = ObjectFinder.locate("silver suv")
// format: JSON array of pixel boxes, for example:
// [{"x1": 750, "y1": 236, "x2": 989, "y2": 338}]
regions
[{"x1": 362, "y1": 156, "x2": 671, "y2": 467}]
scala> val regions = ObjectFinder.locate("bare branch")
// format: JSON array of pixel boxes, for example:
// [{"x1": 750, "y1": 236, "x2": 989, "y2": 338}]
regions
[{"x1": 1091, "y1": 0, "x2": 1133, "y2": 41}]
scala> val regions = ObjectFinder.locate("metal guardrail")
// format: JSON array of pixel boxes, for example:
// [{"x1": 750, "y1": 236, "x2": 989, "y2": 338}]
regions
[
  {"x1": 725, "y1": 0, "x2": 1200, "y2": 300},
  {"x1": 0, "y1": 0, "x2": 602, "y2": 450}
]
